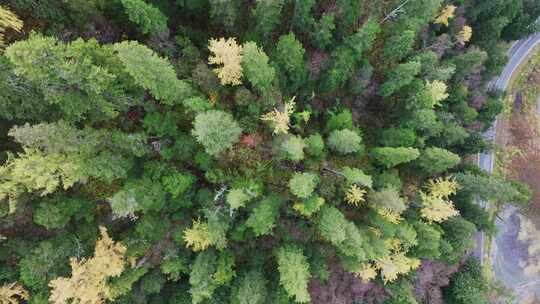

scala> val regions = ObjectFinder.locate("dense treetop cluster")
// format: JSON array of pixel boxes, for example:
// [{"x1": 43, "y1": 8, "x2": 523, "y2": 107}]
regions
[{"x1": 0, "y1": 0, "x2": 538, "y2": 303}]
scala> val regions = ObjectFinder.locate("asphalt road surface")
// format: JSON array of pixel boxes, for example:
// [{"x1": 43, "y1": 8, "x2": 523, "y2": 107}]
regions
[{"x1": 477, "y1": 32, "x2": 540, "y2": 302}]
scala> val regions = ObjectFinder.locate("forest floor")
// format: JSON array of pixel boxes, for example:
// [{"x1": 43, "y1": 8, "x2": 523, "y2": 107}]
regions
[{"x1": 491, "y1": 42, "x2": 540, "y2": 303}]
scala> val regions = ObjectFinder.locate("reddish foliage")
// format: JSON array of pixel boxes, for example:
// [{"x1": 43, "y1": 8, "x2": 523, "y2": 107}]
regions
[
  {"x1": 126, "y1": 110, "x2": 141, "y2": 122},
  {"x1": 240, "y1": 134, "x2": 259, "y2": 148}
]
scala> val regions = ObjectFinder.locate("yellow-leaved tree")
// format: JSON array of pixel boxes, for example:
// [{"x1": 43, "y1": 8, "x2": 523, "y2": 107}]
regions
[
  {"x1": 345, "y1": 184, "x2": 366, "y2": 206},
  {"x1": 376, "y1": 207, "x2": 402, "y2": 224},
  {"x1": 261, "y1": 96, "x2": 296, "y2": 135},
  {"x1": 376, "y1": 252, "x2": 420, "y2": 284},
  {"x1": 0, "y1": 6, "x2": 23, "y2": 48},
  {"x1": 49, "y1": 227, "x2": 127, "y2": 304},
  {"x1": 355, "y1": 239, "x2": 420, "y2": 284},
  {"x1": 434, "y1": 5, "x2": 456, "y2": 26},
  {"x1": 0, "y1": 282, "x2": 28, "y2": 304},
  {"x1": 356, "y1": 263, "x2": 377, "y2": 282},
  {"x1": 427, "y1": 176, "x2": 458, "y2": 198},
  {"x1": 208, "y1": 37, "x2": 243, "y2": 86},
  {"x1": 183, "y1": 218, "x2": 213, "y2": 251},
  {"x1": 457, "y1": 25, "x2": 473, "y2": 45},
  {"x1": 420, "y1": 177, "x2": 459, "y2": 223}
]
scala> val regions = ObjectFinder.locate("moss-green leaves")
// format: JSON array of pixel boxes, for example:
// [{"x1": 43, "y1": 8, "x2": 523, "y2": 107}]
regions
[
  {"x1": 327, "y1": 129, "x2": 363, "y2": 154},
  {"x1": 192, "y1": 110, "x2": 242, "y2": 156},
  {"x1": 276, "y1": 245, "x2": 311, "y2": 303},
  {"x1": 289, "y1": 172, "x2": 319, "y2": 199},
  {"x1": 114, "y1": 40, "x2": 193, "y2": 105}
]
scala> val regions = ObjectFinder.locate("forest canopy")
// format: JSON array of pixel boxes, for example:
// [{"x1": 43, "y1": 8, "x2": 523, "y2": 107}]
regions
[{"x1": 0, "y1": 0, "x2": 538, "y2": 303}]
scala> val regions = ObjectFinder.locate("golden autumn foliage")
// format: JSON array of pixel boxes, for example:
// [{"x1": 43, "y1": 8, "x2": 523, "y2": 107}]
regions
[
  {"x1": 183, "y1": 218, "x2": 213, "y2": 252},
  {"x1": 345, "y1": 184, "x2": 366, "y2": 206},
  {"x1": 208, "y1": 37, "x2": 243, "y2": 86},
  {"x1": 457, "y1": 25, "x2": 473, "y2": 45},
  {"x1": 420, "y1": 192, "x2": 459, "y2": 223},
  {"x1": 434, "y1": 5, "x2": 456, "y2": 26},
  {"x1": 0, "y1": 6, "x2": 23, "y2": 48},
  {"x1": 49, "y1": 227, "x2": 127, "y2": 304},
  {"x1": 420, "y1": 177, "x2": 459, "y2": 223},
  {"x1": 376, "y1": 252, "x2": 420, "y2": 284},
  {"x1": 356, "y1": 263, "x2": 378, "y2": 282},
  {"x1": 427, "y1": 176, "x2": 459, "y2": 198},
  {"x1": 377, "y1": 207, "x2": 402, "y2": 224},
  {"x1": 356, "y1": 239, "x2": 420, "y2": 284},
  {"x1": 0, "y1": 282, "x2": 28, "y2": 304},
  {"x1": 260, "y1": 96, "x2": 296, "y2": 135}
]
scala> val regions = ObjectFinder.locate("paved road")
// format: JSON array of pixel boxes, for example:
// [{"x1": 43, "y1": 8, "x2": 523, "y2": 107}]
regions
[{"x1": 477, "y1": 32, "x2": 540, "y2": 302}]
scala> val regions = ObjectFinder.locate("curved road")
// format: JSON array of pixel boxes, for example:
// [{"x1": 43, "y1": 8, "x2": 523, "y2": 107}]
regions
[{"x1": 476, "y1": 32, "x2": 540, "y2": 302}]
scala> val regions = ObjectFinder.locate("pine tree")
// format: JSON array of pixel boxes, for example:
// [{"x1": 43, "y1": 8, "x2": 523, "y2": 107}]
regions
[
  {"x1": 274, "y1": 33, "x2": 308, "y2": 94},
  {"x1": 245, "y1": 195, "x2": 284, "y2": 236},
  {"x1": 110, "y1": 178, "x2": 165, "y2": 218},
  {"x1": 276, "y1": 245, "x2": 311, "y2": 303},
  {"x1": 120, "y1": 0, "x2": 168, "y2": 36},
  {"x1": 114, "y1": 40, "x2": 193, "y2": 105},
  {"x1": 371, "y1": 147, "x2": 420, "y2": 168},
  {"x1": 379, "y1": 61, "x2": 421, "y2": 97},
  {"x1": 382, "y1": 30, "x2": 416, "y2": 63},
  {"x1": 5, "y1": 34, "x2": 129, "y2": 121},
  {"x1": 417, "y1": 147, "x2": 461, "y2": 174},
  {"x1": 231, "y1": 270, "x2": 268, "y2": 304},
  {"x1": 241, "y1": 42, "x2": 275, "y2": 93},
  {"x1": 251, "y1": 0, "x2": 284, "y2": 41},
  {"x1": 189, "y1": 250, "x2": 219, "y2": 304}
]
